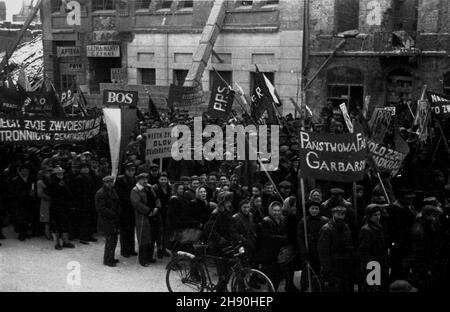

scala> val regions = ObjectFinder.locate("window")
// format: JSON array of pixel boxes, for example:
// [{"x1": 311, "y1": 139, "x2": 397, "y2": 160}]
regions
[
  {"x1": 51, "y1": 0, "x2": 62, "y2": 13},
  {"x1": 444, "y1": 73, "x2": 450, "y2": 96},
  {"x1": 161, "y1": 0, "x2": 173, "y2": 9},
  {"x1": 335, "y1": 0, "x2": 359, "y2": 33},
  {"x1": 92, "y1": 0, "x2": 116, "y2": 11},
  {"x1": 327, "y1": 67, "x2": 363, "y2": 115},
  {"x1": 136, "y1": 0, "x2": 152, "y2": 10},
  {"x1": 173, "y1": 69, "x2": 188, "y2": 86},
  {"x1": 61, "y1": 74, "x2": 77, "y2": 91},
  {"x1": 266, "y1": 0, "x2": 279, "y2": 5},
  {"x1": 250, "y1": 71, "x2": 274, "y2": 95},
  {"x1": 210, "y1": 71, "x2": 232, "y2": 91},
  {"x1": 180, "y1": 0, "x2": 193, "y2": 8},
  {"x1": 140, "y1": 69, "x2": 156, "y2": 85},
  {"x1": 240, "y1": 1, "x2": 253, "y2": 6}
]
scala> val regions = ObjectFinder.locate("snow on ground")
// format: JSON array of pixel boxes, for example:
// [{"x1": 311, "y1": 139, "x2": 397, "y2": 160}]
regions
[{"x1": 0, "y1": 226, "x2": 169, "y2": 292}]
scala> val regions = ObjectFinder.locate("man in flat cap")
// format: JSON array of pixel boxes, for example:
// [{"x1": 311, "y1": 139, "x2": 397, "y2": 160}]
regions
[
  {"x1": 95, "y1": 176, "x2": 121, "y2": 267},
  {"x1": 318, "y1": 205, "x2": 355, "y2": 292},
  {"x1": 115, "y1": 163, "x2": 137, "y2": 258},
  {"x1": 358, "y1": 204, "x2": 389, "y2": 292}
]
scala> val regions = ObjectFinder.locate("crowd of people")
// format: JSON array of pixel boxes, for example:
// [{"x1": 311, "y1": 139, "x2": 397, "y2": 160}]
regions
[{"x1": 1, "y1": 103, "x2": 450, "y2": 293}]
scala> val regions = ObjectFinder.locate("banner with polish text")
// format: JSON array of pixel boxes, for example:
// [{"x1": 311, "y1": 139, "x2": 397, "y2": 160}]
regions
[
  {"x1": 0, "y1": 114, "x2": 102, "y2": 144},
  {"x1": 299, "y1": 130, "x2": 367, "y2": 182}
]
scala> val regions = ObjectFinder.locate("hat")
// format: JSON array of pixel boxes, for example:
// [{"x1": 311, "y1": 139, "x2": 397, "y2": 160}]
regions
[
  {"x1": 421, "y1": 205, "x2": 441, "y2": 216},
  {"x1": 389, "y1": 280, "x2": 417, "y2": 292},
  {"x1": 423, "y1": 197, "x2": 438, "y2": 205},
  {"x1": 149, "y1": 163, "x2": 159, "y2": 170},
  {"x1": 279, "y1": 181, "x2": 292, "y2": 188},
  {"x1": 136, "y1": 173, "x2": 149, "y2": 180},
  {"x1": 330, "y1": 188, "x2": 345, "y2": 195},
  {"x1": 53, "y1": 166, "x2": 65, "y2": 174},
  {"x1": 103, "y1": 175, "x2": 115, "y2": 183},
  {"x1": 331, "y1": 206, "x2": 346, "y2": 213},
  {"x1": 365, "y1": 204, "x2": 384, "y2": 216},
  {"x1": 307, "y1": 201, "x2": 322, "y2": 210},
  {"x1": 82, "y1": 151, "x2": 92, "y2": 156},
  {"x1": 125, "y1": 163, "x2": 136, "y2": 170},
  {"x1": 180, "y1": 176, "x2": 191, "y2": 182}
]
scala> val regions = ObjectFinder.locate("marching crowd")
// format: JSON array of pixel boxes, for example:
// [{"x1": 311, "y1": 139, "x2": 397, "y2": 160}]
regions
[{"x1": 0, "y1": 105, "x2": 450, "y2": 293}]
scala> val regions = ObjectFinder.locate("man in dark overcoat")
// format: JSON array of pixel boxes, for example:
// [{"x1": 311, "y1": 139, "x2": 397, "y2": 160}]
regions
[
  {"x1": 115, "y1": 163, "x2": 137, "y2": 257},
  {"x1": 95, "y1": 176, "x2": 121, "y2": 267},
  {"x1": 130, "y1": 173, "x2": 160, "y2": 266}
]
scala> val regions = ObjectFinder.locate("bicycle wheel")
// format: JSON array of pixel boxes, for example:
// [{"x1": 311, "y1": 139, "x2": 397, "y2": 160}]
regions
[
  {"x1": 231, "y1": 268, "x2": 275, "y2": 292},
  {"x1": 166, "y1": 256, "x2": 206, "y2": 292}
]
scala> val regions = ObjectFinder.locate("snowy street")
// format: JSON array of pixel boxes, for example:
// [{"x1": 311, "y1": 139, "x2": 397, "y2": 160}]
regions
[{"x1": 0, "y1": 226, "x2": 169, "y2": 292}]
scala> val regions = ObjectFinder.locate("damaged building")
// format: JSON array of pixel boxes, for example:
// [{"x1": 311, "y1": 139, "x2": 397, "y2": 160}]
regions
[
  {"x1": 305, "y1": 0, "x2": 450, "y2": 121},
  {"x1": 41, "y1": 0, "x2": 304, "y2": 114}
]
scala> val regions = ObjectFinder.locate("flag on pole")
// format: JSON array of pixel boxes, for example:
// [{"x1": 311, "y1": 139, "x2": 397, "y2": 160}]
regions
[
  {"x1": 207, "y1": 70, "x2": 234, "y2": 122},
  {"x1": 263, "y1": 74, "x2": 282, "y2": 107},
  {"x1": 103, "y1": 108, "x2": 138, "y2": 177},
  {"x1": 250, "y1": 65, "x2": 273, "y2": 124}
]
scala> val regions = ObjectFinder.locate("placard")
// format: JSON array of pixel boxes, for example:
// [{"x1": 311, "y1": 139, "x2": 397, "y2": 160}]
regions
[
  {"x1": 146, "y1": 128, "x2": 174, "y2": 160},
  {"x1": 57, "y1": 46, "x2": 81, "y2": 58},
  {"x1": 103, "y1": 90, "x2": 139, "y2": 107},
  {"x1": 86, "y1": 45, "x2": 120, "y2": 57}
]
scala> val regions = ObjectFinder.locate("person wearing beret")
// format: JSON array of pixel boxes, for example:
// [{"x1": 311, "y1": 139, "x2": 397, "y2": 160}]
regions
[
  {"x1": 95, "y1": 176, "x2": 121, "y2": 267},
  {"x1": 115, "y1": 163, "x2": 138, "y2": 258},
  {"x1": 358, "y1": 204, "x2": 389, "y2": 292},
  {"x1": 317, "y1": 206, "x2": 355, "y2": 292}
]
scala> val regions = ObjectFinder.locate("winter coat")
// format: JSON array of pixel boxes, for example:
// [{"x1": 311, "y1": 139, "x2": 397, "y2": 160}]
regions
[
  {"x1": 410, "y1": 217, "x2": 441, "y2": 273},
  {"x1": 154, "y1": 184, "x2": 172, "y2": 221},
  {"x1": 190, "y1": 198, "x2": 212, "y2": 229},
  {"x1": 358, "y1": 220, "x2": 388, "y2": 271},
  {"x1": 317, "y1": 219, "x2": 355, "y2": 279},
  {"x1": 37, "y1": 178, "x2": 51, "y2": 223},
  {"x1": 72, "y1": 174, "x2": 96, "y2": 212},
  {"x1": 47, "y1": 176, "x2": 73, "y2": 231},
  {"x1": 203, "y1": 208, "x2": 238, "y2": 253},
  {"x1": 10, "y1": 175, "x2": 35, "y2": 224},
  {"x1": 166, "y1": 195, "x2": 190, "y2": 236},
  {"x1": 297, "y1": 215, "x2": 329, "y2": 267},
  {"x1": 232, "y1": 211, "x2": 257, "y2": 251},
  {"x1": 131, "y1": 185, "x2": 158, "y2": 245},
  {"x1": 115, "y1": 175, "x2": 136, "y2": 228},
  {"x1": 259, "y1": 215, "x2": 287, "y2": 264},
  {"x1": 95, "y1": 186, "x2": 121, "y2": 235}
]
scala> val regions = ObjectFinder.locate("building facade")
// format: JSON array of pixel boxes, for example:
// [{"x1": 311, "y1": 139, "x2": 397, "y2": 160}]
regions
[
  {"x1": 305, "y1": 0, "x2": 450, "y2": 120},
  {"x1": 41, "y1": 0, "x2": 304, "y2": 114}
]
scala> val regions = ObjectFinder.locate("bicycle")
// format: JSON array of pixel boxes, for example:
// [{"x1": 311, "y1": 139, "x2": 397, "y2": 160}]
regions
[{"x1": 166, "y1": 242, "x2": 275, "y2": 292}]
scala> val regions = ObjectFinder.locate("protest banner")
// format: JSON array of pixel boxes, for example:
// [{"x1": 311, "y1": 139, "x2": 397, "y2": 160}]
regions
[
  {"x1": 298, "y1": 130, "x2": 367, "y2": 183},
  {"x1": 167, "y1": 84, "x2": 204, "y2": 109},
  {"x1": 146, "y1": 128, "x2": 174, "y2": 164},
  {"x1": 369, "y1": 108, "x2": 392, "y2": 143},
  {"x1": 206, "y1": 72, "x2": 234, "y2": 121},
  {"x1": 0, "y1": 114, "x2": 102, "y2": 144},
  {"x1": 367, "y1": 139, "x2": 409, "y2": 177},
  {"x1": 427, "y1": 91, "x2": 450, "y2": 117},
  {"x1": 0, "y1": 86, "x2": 22, "y2": 111}
]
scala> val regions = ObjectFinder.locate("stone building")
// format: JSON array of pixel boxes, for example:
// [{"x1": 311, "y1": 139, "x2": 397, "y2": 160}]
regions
[
  {"x1": 305, "y1": 0, "x2": 450, "y2": 120},
  {"x1": 41, "y1": 0, "x2": 304, "y2": 114},
  {"x1": 0, "y1": 1, "x2": 6, "y2": 21}
]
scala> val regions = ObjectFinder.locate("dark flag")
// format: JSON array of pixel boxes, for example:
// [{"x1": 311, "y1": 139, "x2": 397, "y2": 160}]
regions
[
  {"x1": 48, "y1": 84, "x2": 66, "y2": 118},
  {"x1": 250, "y1": 65, "x2": 272, "y2": 124},
  {"x1": 17, "y1": 83, "x2": 37, "y2": 115},
  {"x1": 148, "y1": 93, "x2": 159, "y2": 119},
  {"x1": 206, "y1": 70, "x2": 234, "y2": 122}
]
